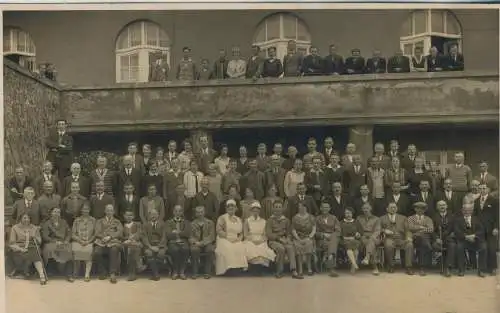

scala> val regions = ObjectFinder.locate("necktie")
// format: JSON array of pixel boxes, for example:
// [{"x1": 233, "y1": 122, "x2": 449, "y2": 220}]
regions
[
  {"x1": 154, "y1": 222, "x2": 157, "y2": 230},
  {"x1": 315, "y1": 171, "x2": 320, "y2": 185},
  {"x1": 481, "y1": 173, "x2": 485, "y2": 182},
  {"x1": 194, "y1": 174, "x2": 199, "y2": 193},
  {"x1": 27, "y1": 201, "x2": 32, "y2": 209},
  {"x1": 423, "y1": 193, "x2": 427, "y2": 201},
  {"x1": 355, "y1": 166, "x2": 359, "y2": 174}
]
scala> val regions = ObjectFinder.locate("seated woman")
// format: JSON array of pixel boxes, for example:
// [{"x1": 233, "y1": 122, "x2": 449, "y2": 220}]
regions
[
  {"x1": 243, "y1": 202, "x2": 276, "y2": 271},
  {"x1": 9, "y1": 213, "x2": 47, "y2": 284},
  {"x1": 71, "y1": 203, "x2": 96, "y2": 282},
  {"x1": 340, "y1": 207, "x2": 363, "y2": 274},
  {"x1": 215, "y1": 199, "x2": 248, "y2": 275},
  {"x1": 41, "y1": 207, "x2": 73, "y2": 282},
  {"x1": 291, "y1": 203, "x2": 316, "y2": 278},
  {"x1": 240, "y1": 188, "x2": 259, "y2": 220}
]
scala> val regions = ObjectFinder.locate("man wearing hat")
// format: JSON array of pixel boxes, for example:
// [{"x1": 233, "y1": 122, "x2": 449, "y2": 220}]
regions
[{"x1": 407, "y1": 202, "x2": 434, "y2": 276}]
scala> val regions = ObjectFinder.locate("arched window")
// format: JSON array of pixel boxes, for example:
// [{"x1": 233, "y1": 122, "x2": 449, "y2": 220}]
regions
[
  {"x1": 400, "y1": 9, "x2": 462, "y2": 60},
  {"x1": 115, "y1": 20, "x2": 170, "y2": 83},
  {"x1": 3, "y1": 27, "x2": 36, "y2": 72},
  {"x1": 253, "y1": 12, "x2": 312, "y2": 61}
]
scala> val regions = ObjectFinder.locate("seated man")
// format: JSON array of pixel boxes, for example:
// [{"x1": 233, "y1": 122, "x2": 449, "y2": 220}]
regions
[
  {"x1": 380, "y1": 202, "x2": 414, "y2": 275},
  {"x1": 454, "y1": 202, "x2": 487, "y2": 277},
  {"x1": 122, "y1": 210, "x2": 144, "y2": 281},
  {"x1": 93, "y1": 204, "x2": 123, "y2": 284},
  {"x1": 432, "y1": 200, "x2": 457, "y2": 277},
  {"x1": 315, "y1": 202, "x2": 341, "y2": 277},
  {"x1": 142, "y1": 208, "x2": 167, "y2": 281},
  {"x1": 165, "y1": 205, "x2": 191, "y2": 280},
  {"x1": 265, "y1": 200, "x2": 299, "y2": 279},
  {"x1": 407, "y1": 202, "x2": 434, "y2": 276},
  {"x1": 356, "y1": 203, "x2": 381, "y2": 275},
  {"x1": 190, "y1": 206, "x2": 216, "y2": 279}
]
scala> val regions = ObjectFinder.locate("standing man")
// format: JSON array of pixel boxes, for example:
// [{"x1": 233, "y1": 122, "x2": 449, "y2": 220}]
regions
[
  {"x1": 365, "y1": 49, "x2": 387, "y2": 74},
  {"x1": 302, "y1": 46, "x2": 324, "y2": 76},
  {"x1": 211, "y1": 48, "x2": 229, "y2": 80},
  {"x1": 114, "y1": 155, "x2": 142, "y2": 198},
  {"x1": 34, "y1": 161, "x2": 61, "y2": 197},
  {"x1": 90, "y1": 156, "x2": 115, "y2": 196},
  {"x1": 304, "y1": 156, "x2": 328, "y2": 208},
  {"x1": 445, "y1": 44, "x2": 465, "y2": 71},
  {"x1": 245, "y1": 45, "x2": 263, "y2": 80},
  {"x1": 45, "y1": 118, "x2": 73, "y2": 181},
  {"x1": 445, "y1": 152, "x2": 472, "y2": 199},
  {"x1": 176, "y1": 46, "x2": 197, "y2": 81},
  {"x1": 196, "y1": 135, "x2": 217, "y2": 175},
  {"x1": 387, "y1": 50, "x2": 411, "y2": 73},
  {"x1": 432, "y1": 200, "x2": 457, "y2": 277},
  {"x1": 323, "y1": 44, "x2": 344, "y2": 75},
  {"x1": 475, "y1": 161, "x2": 498, "y2": 193},
  {"x1": 474, "y1": 184, "x2": 499, "y2": 275},
  {"x1": 343, "y1": 154, "x2": 368, "y2": 197},
  {"x1": 345, "y1": 48, "x2": 365, "y2": 74},
  {"x1": 283, "y1": 40, "x2": 303, "y2": 77},
  {"x1": 61, "y1": 163, "x2": 91, "y2": 198}
]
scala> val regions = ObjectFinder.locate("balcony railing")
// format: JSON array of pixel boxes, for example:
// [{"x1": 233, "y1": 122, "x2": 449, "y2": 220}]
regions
[{"x1": 61, "y1": 70, "x2": 499, "y2": 132}]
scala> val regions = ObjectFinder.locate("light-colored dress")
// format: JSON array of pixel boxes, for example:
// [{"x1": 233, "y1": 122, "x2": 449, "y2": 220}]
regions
[
  {"x1": 215, "y1": 213, "x2": 248, "y2": 275},
  {"x1": 243, "y1": 216, "x2": 276, "y2": 266},
  {"x1": 292, "y1": 213, "x2": 315, "y2": 255},
  {"x1": 240, "y1": 199, "x2": 259, "y2": 221},
  {"x1": 227, "y1": 59, "x2": 247, "y2": 79},
  {"x1": 41, "y1": 218, "x2": 73, "y2": 263},
  {"x1": 284, "y1": 170, "x2": 305, "y2": 198},
  {"x1": 71, "y1": 216, "x2": 96, "y2": 261},
  {"x1": 214, "y1": 156, "x2": 230, "y2": 175}
]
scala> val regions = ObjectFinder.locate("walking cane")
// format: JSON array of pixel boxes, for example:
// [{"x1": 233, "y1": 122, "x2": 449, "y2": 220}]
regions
[
  {"x1": 439, "y1": 225, "x2": 444, "y2": 274},
  {"x1": 32, "y1": 234, "x2": 49, "y2": 282}
]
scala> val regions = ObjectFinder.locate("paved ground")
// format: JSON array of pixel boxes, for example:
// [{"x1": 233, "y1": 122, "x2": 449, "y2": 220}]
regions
[{"x1": 5, "y1": 272, "x2": 500, "y2": 313}]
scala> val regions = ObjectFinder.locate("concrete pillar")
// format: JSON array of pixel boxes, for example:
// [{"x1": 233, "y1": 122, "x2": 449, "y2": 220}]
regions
[
  {"x1": 190, "y1": 129, "x2": 214, "y2": 153},
  {"x1": 348, "y1": 125, "x2": 374, "y2": 164}
]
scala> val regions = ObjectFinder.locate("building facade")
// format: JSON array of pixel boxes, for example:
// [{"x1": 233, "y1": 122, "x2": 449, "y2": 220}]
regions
[{"x1": 3, "y1": 9, "x2": 499, "y2": 176}]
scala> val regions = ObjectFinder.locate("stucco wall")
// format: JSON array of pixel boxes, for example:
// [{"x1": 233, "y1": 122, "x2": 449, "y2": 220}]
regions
[
  {"x1": 61, "y1": 71, "x2": 499, "y2": 132},
  {"x1": 3, "y1": 60, "x2": 62, "y2": 178},
  {"x1": 3, "y1": 9, "x2": 498, "y2": 86}
]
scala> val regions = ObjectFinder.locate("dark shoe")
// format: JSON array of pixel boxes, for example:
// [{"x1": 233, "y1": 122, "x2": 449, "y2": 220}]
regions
[
  {"x1": 328, "y1": 270, "x2": 339, "y2": 277},
  {"x1": 40, "y1": 279, "x2": 47, "y2": 286},
  {"x1": 98, "y1": 275, "x2": 107, "y2": 280},
  {"x1": 110, "y1": 274, "x2": 117, "y2": 284},
  {"x1": 150, "y1": 275, "x2": 160, "y2": 281},
  {"x1": 275, "y1": 273, "x2": 284, "y2": 279},
  {"x1": 444, "y1": 268, "x2": 452, "y2": 277},
  {"x1": 171, "y1": 273, "x2": 179, "y2": 280},
  {"x1": 203, "y1": 274, "x2": 211, "y2": 279},
  {"x1": 179, "y1": 273, "x2": 187, "y2": 280},
  {"x1": 478, "y1": 271, "x2": 486, "y2": 278},
  {"x1": 419, "y1": 269, "x2": 426, "y2": 276},
  {"x1": 67, "y1": 276, "x2": 75, "y2": 283},
  {"x1": 458, "y1": 271, "x2": 465, "y2": 277},
  {"x1": 307, "y1": 271, "x2": 314, "y2": 276},
  {"x1": 387, "y1": 267, "x2": 395, "y2": 274},
  {"x1": 84, "y1": 277, "x2": 91, "y2": 282},
  {"x1": 191, "y1": 274, "x2": 198, "y2": 280},
  {"x1": 127, "y1": 275, "x2": 137, "y2": 282},
  {"x1": 406, "y1": 269, "x2": 414, "y2": 276}
]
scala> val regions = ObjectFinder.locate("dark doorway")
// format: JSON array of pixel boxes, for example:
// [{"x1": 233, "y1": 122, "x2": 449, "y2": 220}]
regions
[{"x1": 212, "y1": 125, "x2": 349, "y2": 157}]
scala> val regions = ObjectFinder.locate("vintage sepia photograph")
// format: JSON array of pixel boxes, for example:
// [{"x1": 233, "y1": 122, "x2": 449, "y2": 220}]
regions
[{"x1": 1, "y1": 3, "x2": 499, "y2": 313}]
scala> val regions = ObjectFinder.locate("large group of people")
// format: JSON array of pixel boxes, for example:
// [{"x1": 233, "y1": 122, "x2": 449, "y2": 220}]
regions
[
  {"x1": 149, "y1": 40, "x2": 465, "y2": 82},
  {"x1": 5, "y1": 118, "x2": 497, "y2": 286}
]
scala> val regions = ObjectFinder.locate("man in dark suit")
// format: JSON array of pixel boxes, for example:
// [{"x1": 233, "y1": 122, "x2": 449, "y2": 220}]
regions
[
  {"x1": 352, "y1": 184, "x2": 374, "y2": 217},
  {"x1": 264, "y1": 155, "x2": 286, "y2": 199},
  {"x1": 400, "y1": 144, "x2": 418, "y2": 172},
  {"x1": 435, "y1": 178, "x2": 462, "y2": 215},
  {"x1": 89, "y1": 155, "x2": 115, "y2": 196},
  {"x1": 432, "y1": 200, "x2": 457, "y2": 277},
  {"x1": 125, "y1": 142, "x2": 145, "y2": 174},
  {"x1": 345, "y1": 48, "x2": 365, "y2": 74},
  {"x1": 45, "y1": 119, "x2": 74, "y2": 181},
  {"x1": 34, "y1": 161, "x2": 61, "y2": 197},
  {"x1": 141, "y1": 162, "x2": 163, "y2": 198},
  {"x1": 474, "y1": 184, "x2": 499, "y2": 275},
  {"x1": 371, "y1": 143, "x2": 391, "y2": 169},
  {"x1": 454, "y1": 202, "x2": 487, "y2": 277},
  {"x1": 304, "y1": 156, "x2": 329, "y2": 207},
  {"x1": 191, "y1": 178, "x2": 220, "y2": 221},
  {"x1": 163, "y1": 158, "x2": 184, "y2": 202},
  {"x1": 61, "y1": 163, "x2": 91, "y2": 198},
  {"x1": 386, "y1": 182, "x2": 411, "y2": 216},
  {"x1": 114, "y1": 155, "x2": 142, "y2": 198},
  {"x1": 322, "y1": 137, "x2": 336, "y2": 166},
  {"x1": 285, "y1": 183, "x2": 318, "y2": 219},
  {"x1": 255, "y1": 143, "x2": 271, "y2": 172},
  {"x1": 117, "y1": 182, "x2": 140, "y2": 221},
  {"x1": 302, "y1": 46, "x2": 324, "y2": 76},
  {"x1": 325, "y1": 154, "x2": 344, "y2": 187},
  {"x1": 343, "y1": 154, "x2": 368, "y2": 197},
  {"x1": 281, "y1": 146, "x2": 298, "y2": 172},
  {"x1": 7, "y1": 166, "x2": 34, "y2": 201},
  {"x1": 195, "y1": 135, "x2": 217, "y2": 175},
  {"x1": 475, "y1": 161, "x2": 498, "y2": 193},
  {"x1": 365, "y1": 49, "x2": 387, "y2": 74},
  {"x1": 323, "y1": 44, "x2": 344, "y2": 75},
  {"x1": 387, "y1": 50, "x2": 410, "y2": 73},
  {"x1": 90, "y1": 181, "x2": 115, "y2": 219},
  {"x1": 324, "y1": 182, "x2": 351, "y2": 220},
  {"x1": 411, "y1": 180, "x2": 435, "y2": 217},
  {"x1": 387, "y1": 140, "x2": 400, "y2": 160},
  {"x1": 141, "y1": 208, "x2": 167, "y2": 281},
  {"x1": 445, "y1": 44, "x2": 464, "y2": 71},
  {"x1": 240, "y1": 159, "x2": 266, "y2": 201},
  {"x1": 10, "y1": 186, "x2": 41, "y2": 226}
]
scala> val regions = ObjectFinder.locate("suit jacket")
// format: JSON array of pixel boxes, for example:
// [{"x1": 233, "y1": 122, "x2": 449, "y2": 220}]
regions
[
  {"x1": 352, "y1": 196, "x2": 374, "y2": 217},
  {"x1": 453, "y1": 215, "x2": 485, "y2": 242},
  {"x1": 435, "y1": 190, "x2": 462, "y2": 215},
  {"x1": 343, "y1": 164, "x2": 368, "y2": 196},
  {"x1": 236, "y1": 158, "x2": 249, "y2": 175},
  {"x1": 122, "y1": 221, "x2": 142, "y2": 244},
  {"x1": 387, "y1": 55, "x2": 410, "y2": 73},
  {"x1": 264, "y1": 167, "x2": 286, "y2": 198},
  {"x1": 37, "y1": 193, "x2": 62, "y2": 221},
  {"x1": 94, "y1": 216, "x2": 123, "y2": 247},
  {"x1": 323, "y1": 54, "x2": 345, "y2": 75},
  {"x1": 325, "y1": 194, "x2": 351, "y2": 220},
  {"x1": 445, "y1": 53, "x2": 464, "y2": 71},
  {"x1": 475, "y1": 173, "x2": 498, "y2": 192},
  {"x1": 400, "y1": 153, "x2": 417, "y2": 172},
  {"x1": 365, "y1": 57, "x2": 387, "y2": 74},
  {"x1": 302, "y1": 55, "x2": 324, "y2": 76},
  {"x1": 426, "y1": 54, "x2": 445, "y2": 72},
  {"x1": 432, "y1": 212, "x2": 455, "y2": 241},
  {"x1": 162, "y1": 170, "x2": 184, "y2": 200},
  {"x1": 386, "y1": 192, "x2": 411, "y2": 216},
  {"x1": 164, "y1": 218, "x2": 191, "y2": 244},
  {"x1": 62, "y1": 175, "x2": 91, "y2": 198},
  {"x1": 117, "y1": 194, "x2": 140, "y2": 221},
  {"x1": 192, "y1": 191, "x2": 220, "y2": 220},
  {"x1": 89, "y1": 193, "x2": 115, "y2": 219},
  {"x1": 304, "y1": 170, "x2": 329, "y2": 202},
  {"x1": 411, "y1": 192, "x2": 436, "y2": 216},
  {"x1": 89, "y1": 169, "x2": 115, "y2": 196},
  {"x1": 195, "y1": 148, "x2": 217, "y2": 175},
  {"x1": 34, "y1": 174, "x2": 61, "y2": 197},
  {"x1": 141, "y1": 220, "x2": 167, "y2": 248},
  {"x1": 281, "y1": 157, "x2": 297, "y2": 172},
  {"x1": 240, "y1": 170, "x2": 266, "y2": 201},
  {"x1": 379, "y1": 213, "x2": 410, "y2": 240},
  {"x1": 255, "y1": 155, "x2": 271, "y2": 172},
  {"x1": 61, "y1": 194, "x2": 87, "y2": 222},
  {"x1": 10, "y1": 199, "x2": 41, "y2": 226},
  {"x1": 114, "y1": 168, "x2": 142, "y2": 198},
  {"x1": 7, "y1": 176, "x2": 34, "y2": 201},
  {"x1": 344, "y1": 56, "x2": 365, "y2": 74},
  {"x1": 285, "y1": 195, "x2": 318, "y2": 219},
  {"x1": 211, "y1": 58, "x2": 229, "y2": 79},
  {"x1": 189, "y1": 218, "x2": 215, "y2": 246},
  {"x1": 139, "y1": 196, "x2": 166, "y2": 223},
  {"x1": 474, "y1": 195, "x2": 499, "y2": 234},
  {"x1": 141, "y1": 174, "x2": 163, "y2": 197},
  {"x1": 369, "y1": 154, "x2": 392, "y2": 169},
  {"x1": 324, "y1": 166, "x2": 344, "y2": 188},
  {"x1": 45, "y1": 128, "x2": 74, "y2": 170}
]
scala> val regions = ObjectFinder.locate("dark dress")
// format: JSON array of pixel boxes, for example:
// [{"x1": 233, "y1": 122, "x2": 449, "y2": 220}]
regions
[
  {"x1": 340, "y1": 219, "x2": 362, "y2": 250},
  {"x1": 261, "y1": 58, "x2": 283, "y2": 78},
  {"x1": 407, "y1": 170, "x2": 431, "y2": 196}
]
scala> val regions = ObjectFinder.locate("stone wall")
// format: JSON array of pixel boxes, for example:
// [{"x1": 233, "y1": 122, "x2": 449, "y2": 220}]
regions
[
  {"x1": 3, "y1": 59, "x2": 62, "y2": 178},
  {"x1": 63, "y1": 71, "x2": 499, "y2": 132}
]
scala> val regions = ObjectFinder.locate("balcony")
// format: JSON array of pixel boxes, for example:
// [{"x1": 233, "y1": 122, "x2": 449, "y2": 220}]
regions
[{"x1": 61, "y1": 71, "x2": 499, "y2": 133}]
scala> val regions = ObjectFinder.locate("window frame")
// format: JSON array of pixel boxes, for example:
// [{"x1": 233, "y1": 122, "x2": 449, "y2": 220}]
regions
[
  {"x1": 115, "y1": 20, "x2": 171, "y2": 83},
  {"x1": 3, "y1": 27, "x2": 37, "y2": 71}
]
